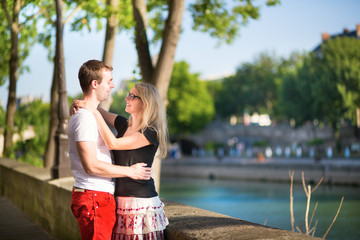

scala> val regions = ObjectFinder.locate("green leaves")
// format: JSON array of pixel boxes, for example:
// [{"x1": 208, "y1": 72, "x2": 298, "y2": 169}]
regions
[
  {"x1": 215, "y1": 52, "x2": 280, "y2": 118},
  {"x1": 189, "y1": 0, "x2": 279, "y2": 44},
  {"x1": 279, "y1": 51, "x2": 346, "y2": 128},
  {"x1": 322, "y1": 37, "x2": 360, "y2": 98},
  {"x1": 167, "y1": 61, "x2": 215, "y2": 135},
  {"x1": 320, "y1": 36, "x2": 360, "y2": 125},
  {"x1": 12, "y1": 100, "x2": 50, "y2": 166}
]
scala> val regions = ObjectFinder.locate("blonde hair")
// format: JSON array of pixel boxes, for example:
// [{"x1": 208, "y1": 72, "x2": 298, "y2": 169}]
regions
[{"x1": 129, "y1": 82, "x2": 168, "y2": 158}]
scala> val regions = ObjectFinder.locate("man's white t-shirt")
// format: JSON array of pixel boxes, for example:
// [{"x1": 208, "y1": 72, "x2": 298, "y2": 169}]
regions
[{"x1": 67, "y1": 108, "x2": 115, "y2": 194}]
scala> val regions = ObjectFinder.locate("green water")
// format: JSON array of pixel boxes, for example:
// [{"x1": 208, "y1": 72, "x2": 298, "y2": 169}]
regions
[{"x1": 160, "y1": 177, "x2": 360, "y2": 240}]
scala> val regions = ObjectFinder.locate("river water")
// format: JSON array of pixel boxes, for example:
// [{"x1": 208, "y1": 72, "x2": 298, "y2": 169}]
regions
[{"x1": 160, "y1": 177, "x2": 360, "y2": 240}]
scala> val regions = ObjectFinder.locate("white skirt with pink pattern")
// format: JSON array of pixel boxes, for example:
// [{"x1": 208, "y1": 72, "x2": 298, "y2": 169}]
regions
[{"x1": 112, "y1": 196, "x2": 169, "y2": 240}]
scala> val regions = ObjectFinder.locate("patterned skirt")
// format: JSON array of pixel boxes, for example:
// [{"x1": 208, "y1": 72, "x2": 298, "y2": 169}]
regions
[{"x1": 112, "y1": 196, "x2": 169, "y2": 240}]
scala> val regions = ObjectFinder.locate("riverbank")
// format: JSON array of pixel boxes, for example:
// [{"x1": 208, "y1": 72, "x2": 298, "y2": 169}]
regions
[{"x1": 161, "y1": 157, "x2": 360, "y2": 186}]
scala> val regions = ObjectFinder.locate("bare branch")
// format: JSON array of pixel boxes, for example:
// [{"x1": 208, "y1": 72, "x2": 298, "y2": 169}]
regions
[
  {"x1": 322, "y1": 197, "x2": 344, "y2": 240},
  {"x1": 64, "y1": 4, "x2": 82, "y2": 25},
  {"x1": 309, "y1": 201, "x2": 318, "y2": 228},
  {"x1": 39, "y1": 5, "x2": 55, "y2": 25},
  {"x1": 302, "y1": 172, "x2": 308, "y2": 196},
  {"x1": 297, "y1": 221, "x2": 304, "y2": 233},
  {"x1": 19, "y1": 8, "x2": 43, "y2": 29},
  {"x1": 310, "y1": 220, "x2": 318, "y2": 236},
  {"x1": 305, "y1": 185, "x2": 311, "y2": 234},
  {"x1": 311, "y1": 176, "x2": 324, "y2": 193},
  {"x1": 289, "y1": 170, "x2": 295, "y2": 231}
]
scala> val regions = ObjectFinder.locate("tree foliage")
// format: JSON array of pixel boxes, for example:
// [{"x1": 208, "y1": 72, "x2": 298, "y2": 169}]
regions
[
  {"x1": 214, "y1": 52, "x2": 281, "y2": 119},
  {"x1": 209, "y1": 48, "x2": 349, "y2": 129},
  {"x1": 12, "y1": 100, "x2": 50, "y2": 166},
  {"x1": 279, "y1": 37, "x2": 359, "y2": 128},
  {"x1": 320, "y1": 36, "x2": 360, "y2": 125},
  {"x1": 1, "y1": 0, "x2": 45, "y2": 157},
  {"x1": 0, "y1": 8, "x2": 10, "y2": 86},
  {"x1": 0, "y1": 0, "x2": 40, "y2": 74},
  {"x1": 279, "y1": 52, "x2": 346, "y2": 128},
  {"x1": 188, "y1": 0, "x2": 280, "y2": 44},
  {"x1": 167, "y1": 61, "x2": 215, "y2": 135}
]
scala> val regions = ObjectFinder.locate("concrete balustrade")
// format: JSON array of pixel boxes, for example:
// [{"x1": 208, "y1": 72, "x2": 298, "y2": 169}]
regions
[{"x1": 0, "y1": 158, "x2": 319, "y2": 240}]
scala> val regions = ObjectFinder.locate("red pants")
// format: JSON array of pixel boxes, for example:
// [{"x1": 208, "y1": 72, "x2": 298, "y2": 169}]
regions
[{"x1": 71, "y1": 188, "x2": 116, "y2": 240}]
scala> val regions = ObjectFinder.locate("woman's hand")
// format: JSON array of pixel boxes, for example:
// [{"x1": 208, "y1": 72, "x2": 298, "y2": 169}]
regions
[
  {"x1": 69, "y1": 99, "x2": 94, "y2": 115},
  {"x1": 128, "y1": 163, "x2": 151, "y2": 180}
]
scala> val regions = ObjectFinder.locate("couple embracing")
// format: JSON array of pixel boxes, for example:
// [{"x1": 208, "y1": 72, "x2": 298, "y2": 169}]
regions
[{"x1": 68, "y1": 59, "x2": 168, "y2": 240}]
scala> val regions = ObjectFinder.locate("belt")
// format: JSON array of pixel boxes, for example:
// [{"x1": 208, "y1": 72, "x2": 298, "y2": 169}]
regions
[
  {"x1": 73, "y1": 187, "x2": 87, "y2": 192},
  {"x1": 72, "y1": 187, "x2": 113, "y2": 197}
]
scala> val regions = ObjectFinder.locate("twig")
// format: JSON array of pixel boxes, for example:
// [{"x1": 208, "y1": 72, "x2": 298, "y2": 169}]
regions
[
  {"x1": 309, "y1": 201, "x2": 318, "y2": 228},
  {"x1": 322, "y1": 197, "x2": 344, "y2": 240},
  {"x1": 299, "y1": 221, "x2": 303, "y2": 233},
  {"x1": 302, "y1": 172, "x2": 308, "y2": 196},
  {"x1": 289, "y1": 170, "x2": 295, "y2": 231},
  {"x1": 64, "y1": 4, "x2": 83, "y2": 25},
  {"x1": 305, "y1": 185, "x2": 311, "y2": 234},
  {"x1": 310, "y1": 220, "x2": 318, "y2": 236},
  {"x1": 311, "y1": 177, "x2": 324, "y2": 193}
]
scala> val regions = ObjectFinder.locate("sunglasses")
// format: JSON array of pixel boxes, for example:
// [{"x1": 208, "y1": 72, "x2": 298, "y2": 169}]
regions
[{"x1": 127, "y1": 92, "x2": 142, "y2": 101}]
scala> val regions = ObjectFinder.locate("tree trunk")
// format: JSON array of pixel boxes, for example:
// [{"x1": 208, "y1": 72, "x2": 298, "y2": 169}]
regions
[
  {"x1": 131, "y1": 0, "x2": 185, "y2": 192},
  {"x1": 132, "y1": 0, "x2": 153, "y2": 82},
  {"x1": 3, "y1": 0, "x2": 21, "y2": 158},
  {"x1": 44, "y1": 59, "x2": 59, "y2": 169},
  {"x1": 55, "y1": 0, "x2": 68, "y2": 133},
  {"x1": 152, "y1": 0, "x2": 184, "y2": 105},
  {"x1": 99, "y1": 0, "x2": 119, "y2": 111},
  {"x1": 51, "y1": 0, "x2": 71, "y2": 178}
]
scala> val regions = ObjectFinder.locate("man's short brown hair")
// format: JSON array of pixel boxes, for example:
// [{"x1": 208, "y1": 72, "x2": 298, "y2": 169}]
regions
[{"x1": 78, "y1": 60, "x2": 113, "y2": 93}]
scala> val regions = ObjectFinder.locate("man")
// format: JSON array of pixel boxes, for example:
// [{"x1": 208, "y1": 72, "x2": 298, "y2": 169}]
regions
[{"x1": 68, "y1": 60, "x2": 151, "y2": 240}]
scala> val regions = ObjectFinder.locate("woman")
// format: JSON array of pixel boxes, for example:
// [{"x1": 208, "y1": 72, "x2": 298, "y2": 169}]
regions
[{"x1": 72, "y1": 82, "x2": 169, "y2": 240}]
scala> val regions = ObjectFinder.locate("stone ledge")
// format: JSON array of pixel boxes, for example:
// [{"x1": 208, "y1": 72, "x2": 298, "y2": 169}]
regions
[
  {"x1": 0, "y1": 158, "x2": 319, "y2": 240},
  {"x1": 163, "y1": 200, "x2": 318, "y2": 240}
]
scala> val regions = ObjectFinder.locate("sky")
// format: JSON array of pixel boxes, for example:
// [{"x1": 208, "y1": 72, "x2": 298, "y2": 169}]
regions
[{"x1": 0, "y1": 0, "x2": 360, "y2": 108}]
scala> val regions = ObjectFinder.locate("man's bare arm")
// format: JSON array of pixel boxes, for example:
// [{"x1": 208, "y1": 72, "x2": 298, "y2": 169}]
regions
[{"x1": 76, "y1": 141, "x2": 151, "y2": 179}]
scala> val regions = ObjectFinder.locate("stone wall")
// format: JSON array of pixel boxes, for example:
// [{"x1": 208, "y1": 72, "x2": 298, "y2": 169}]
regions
[
  {"x1": 161, "y1": 157, "x2": 360, "y2": 185},
  {"x1": 189, "y1": 121, "x2": 335, "y2": 147},
  {"x1": 0, "y1": 158, "x2": 80, "y2": 239},
  {"x1": 0, "y1": 158, "x2": 319, "y2": 240}
]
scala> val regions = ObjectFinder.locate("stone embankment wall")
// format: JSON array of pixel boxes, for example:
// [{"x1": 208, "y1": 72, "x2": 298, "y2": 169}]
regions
[
  {"x1": 189, "y1": 121, "x2": 335, "y2": 148},
  {"x1": 162, "y1": 157, "x2": 360, "y2": 186},
  {"x1": 187, "y1": 122, "x2": 360, "y2": 157},
  {"x1": 0, "y1": 158, "x2": 319, "y2": 240}
]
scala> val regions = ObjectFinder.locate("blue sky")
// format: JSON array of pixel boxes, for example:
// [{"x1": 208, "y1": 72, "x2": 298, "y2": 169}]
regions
[{"x1": 0, "y1": 0, "x2": 359, "y2": 108}]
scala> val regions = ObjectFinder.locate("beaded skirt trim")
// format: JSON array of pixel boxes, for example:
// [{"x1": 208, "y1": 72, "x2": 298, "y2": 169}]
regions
[{"x1": 112, "y1": 196, "x2": 169, "y2": 237}]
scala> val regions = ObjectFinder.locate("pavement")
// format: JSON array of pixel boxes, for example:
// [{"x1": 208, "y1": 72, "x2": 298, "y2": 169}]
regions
[{"x1": 0, "y1": 196, "x2": 56, "y2": 240}]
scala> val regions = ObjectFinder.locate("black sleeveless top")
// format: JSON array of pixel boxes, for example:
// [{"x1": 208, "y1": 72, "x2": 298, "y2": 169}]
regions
[{"x1": 112, "y1": 115, "x2": 158, "y2": 198}]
